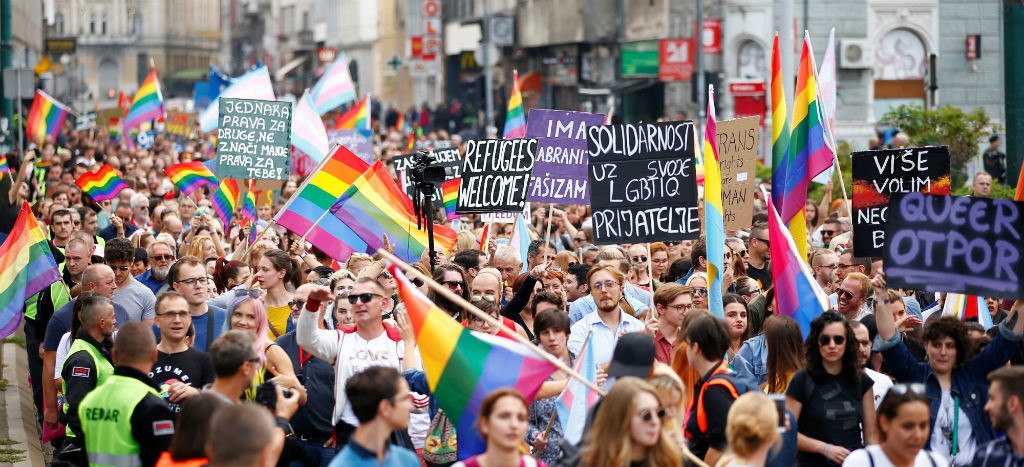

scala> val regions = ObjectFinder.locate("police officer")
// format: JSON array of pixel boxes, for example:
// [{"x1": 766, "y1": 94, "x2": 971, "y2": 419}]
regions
[{"x1": 79, "y1": 321, "x2": 175, "y2": 467}]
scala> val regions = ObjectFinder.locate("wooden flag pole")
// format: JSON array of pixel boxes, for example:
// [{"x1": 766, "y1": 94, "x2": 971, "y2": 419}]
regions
[
  {"x1": 647, "y1": 242, "x2": 658, "y2": 320},
  {"x1": 543, "y1": 203, "x2": 554, "y2": 253},
  {"x1": 378, "y1": 249, "x2": 606, "y2": 396}
]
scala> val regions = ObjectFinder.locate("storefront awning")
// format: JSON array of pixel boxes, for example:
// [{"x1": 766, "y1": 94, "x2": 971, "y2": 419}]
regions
[{"x1": 275, "y1": 56, "x2": 309, "y2": 81}]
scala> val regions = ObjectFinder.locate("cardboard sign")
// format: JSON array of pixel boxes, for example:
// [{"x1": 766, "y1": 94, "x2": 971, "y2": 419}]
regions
[
  {"x1": 525, "y1": 109, "x2": 606, "y2": 204},
  {"x1": 884, "y1": 193, "x2": 1024, "y2": 299},
  {"x1": 852, "y1": 146, "x2": 951, "y2": 257},
  {"x1": 328, "y1": 129, "x2": 374, "y2": 164},
  {"x1": 715, "y1": 116, "x2": 759, "y2": 230},
  {"x1": 456, "y1": 139, "x2": 537, "y2": 214},
  {"x1": 217, "y1": 98, "x2": 292, "y2": 180},
  {"x1": 165, "y1": 111, "x2": 195, "y2": 145},
  {"x1": 586, "y1": 121, "x2": 699, "y2": 244},
  {"x1": 394, "y1": 147, "x2": 463, "y2": 206}
]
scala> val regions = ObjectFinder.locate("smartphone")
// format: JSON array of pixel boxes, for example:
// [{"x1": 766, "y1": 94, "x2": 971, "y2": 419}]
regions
[{"x1": 768, "y1": 394, "x2": 787, "y2": 433}]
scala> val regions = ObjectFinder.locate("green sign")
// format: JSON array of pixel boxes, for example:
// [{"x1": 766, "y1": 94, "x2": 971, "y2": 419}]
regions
[
  {"x1": 621, "y1": 40, "x2": 660, "y2": 77},
  {"x1": 217, "y1": 98, "x2": 293, "y2": 180}
]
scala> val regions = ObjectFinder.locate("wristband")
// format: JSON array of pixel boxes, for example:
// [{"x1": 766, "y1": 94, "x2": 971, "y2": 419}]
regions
[
  {"x1": 305, "y1": 298, "x2": 322, "y2": 312},
  {"x1": 274, "y1": 416, "x2": 291, "y2": 431}
]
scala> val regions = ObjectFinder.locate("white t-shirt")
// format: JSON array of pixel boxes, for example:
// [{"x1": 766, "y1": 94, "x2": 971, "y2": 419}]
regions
[
  {"x1": 843, "y1": 445, "x2": 949, "y2": 467},
  {"x1": 865, "y1": 368, "x2": 894, "y2": 410},
  {"x1": 337, "y1": 332, "x2": 409, "y2": 427},
  {"x1": 931, "y1": 389, "x2": 976, "y2": 466}
]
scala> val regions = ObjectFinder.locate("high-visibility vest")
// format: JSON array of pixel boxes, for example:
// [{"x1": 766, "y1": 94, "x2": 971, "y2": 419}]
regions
[
  {"x1": 78, "y1": 375, "x2": 161, "y2": 467},
  {"x1": 63, "y1": 338, "x2": 115, "y2": 437},
  {"x1": 25, "y1": 263, "x2": 70, "y2": 321}
]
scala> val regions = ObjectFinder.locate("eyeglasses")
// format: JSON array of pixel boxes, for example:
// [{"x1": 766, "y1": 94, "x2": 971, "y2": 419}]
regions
[
  {"x1": 469, "y1": 313, "x2": 498, "y2": 325},
  {"x1": 837, "y1": 263, "x2": 854, "y2": 269},
  {"x1": 346, "y1": 292, "x2": 384, "y2": 304},
  {"x1": 738, "y1": 249, "x2": 748, "y2": 256},
  {"x1": 637, "y1": 407, "x2": 668, "y2": 423},
  {"x1": 591, "y1": 280, "x2": 620, "y2": 290},
  {"x1": 742, "y1": 288, "x2": 762, "y2": 296},
  {"x1": 152, "y1": 254, "x2": 175, "y2": 262},
  {"x1": 110, "y1": 265, "x2": 131, "y2": 272},
  {"x1": 442, "y1": 280, "x2": 465, "y2": 289},
  {"x1": 889, "y1": 383, "x2": 927, "y2": 397},
  {"x1": 691, "y1": 287, "x2": 708, "y2": 297},
  {"x1": 724, "y1": 252, "x2": 733, "y2": 261},
  {"x1": 666, "y1": 304, "x2": 695, "y2": 313},
  {"x1": 573, "y1": 237, "x2": 587, "y2": 243},
  {"x1": 755, "y1": 237, "x2": 770, "y2": 246},
  {"x1": 631, "y1": 255, "x2": 648, "y2": 263},
  {"x1": 817, "y1": 263, "x2": 839, "y2": 270},
  {"x1": 818, "y1": 335, "x2": 846, "y2": 346},
  {"x1": 837, "y1": 288, "x2": 855, "y2": 300},
  {"x1": 176, "y1": 276, "x2": 211, "y2": 286},
  {"x1": 157, "y1": 311, "x2": 190, "y2": 319},
  {"x1": 288, "y1": 300, "x2": 306, "y2": 309}
]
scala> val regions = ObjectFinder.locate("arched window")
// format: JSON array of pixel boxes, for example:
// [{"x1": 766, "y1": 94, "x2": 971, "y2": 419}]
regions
[
  {"x1": 101, "y1": 13, "x2": 108, "y2": 35},
  {"x1": 737, "y1": 40, "x2": 767, "y2": 80},
  {"x1": 874, "y1": 28, "x2": 927, "y2": 80},
  {"x1": 89, "y1": 13, "x2": 97, "y2": 34}
]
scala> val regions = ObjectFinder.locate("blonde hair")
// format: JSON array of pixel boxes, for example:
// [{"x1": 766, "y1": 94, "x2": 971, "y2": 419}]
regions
[
  {"x1": 456, "y1": 230, "x2": 476, "y2": 252},
  {"x1": 649, "y1": 364, "x2": 686, "y2": 442},
  {"x1": 581, "y1": 377, "x2": 681, "y2": 467},
  {"x1": 725, "y1": 392, "x2": 779, "y2": 459},
  {"x1": 186, "y1": 235, "x2": 215, "y2": 259}
]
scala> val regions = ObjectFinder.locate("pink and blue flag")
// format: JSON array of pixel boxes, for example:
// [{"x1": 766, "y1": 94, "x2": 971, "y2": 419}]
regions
[
  {"x1": 556, "y1": 331, "x2": 599, "y2": 444},
  {"x1": 311, "y1": 54, "x2": 357, "y2": 114},
  {"x1": 703, "y1": 85, "x2": 725, "y2": 318},
  {"x1": 290, "y1": 91, "x2": 330, "y2": 163},
  {"x1": 199, "y1": 66, "x2": 275, "y2": 132},
  {"x1": 509, "y1": 212, "x2": 531, "y2": 274},
  {"x1": 767, "y1": 190, "x2": 829, "y2": 338},
  {"x1": 942, "y1": 293, "x2": 994, "y2": 330}
]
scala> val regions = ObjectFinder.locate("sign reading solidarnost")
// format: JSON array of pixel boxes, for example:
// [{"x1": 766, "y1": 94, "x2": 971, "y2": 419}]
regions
[
  {"x1": 852, "y1": 146, "x2": 951, "y2": 257},
  {"x1": 456, "y1": 139, "x2": 537, "y2": 214},
  {"x1": 394, "y1": 147, "x2": 463, "y2": 206},
  {"x1": 328, "y1": 129, "x2": 375, "y2": 164},
  {"x1": 525, "y1": 109, "x2": 606, "y2": 204},
  {"x1": 586, "y1": 121, "x2": 699, "y2": 244},
  {"x1": 217, "y1": 98, "x2": 292, "y2": 180},
  {"x1": 715, "y1": 116, "x2": 760, "y2": 230},
  {"x1": 884, "y1": 193, "x2": 1024, "y2": 299}
]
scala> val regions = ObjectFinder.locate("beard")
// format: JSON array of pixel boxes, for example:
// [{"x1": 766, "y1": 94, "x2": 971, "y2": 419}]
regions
[
  {"x1": 992, "y1": 401, "x2": 1013, "y2": 431},
  {"x1": 152, "y1": 265, "x2": 171, "y2": 281}
]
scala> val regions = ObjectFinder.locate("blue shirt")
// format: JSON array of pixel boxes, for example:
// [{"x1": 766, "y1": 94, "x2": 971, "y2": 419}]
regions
[
  {"x1": 328, "y1": 440, "x2": 419, "y2": 467},
  {"x1": 568, "y1": 293, "x2": 650, "y2": 325},
  {"x1": 567, "y1": 308, "x2": 645, "y2": 366},
  {"x1": 43, "y1": 299, "x2": 130, "y2": 350},
  {"x1": 135, "y1": 269, "x2": 169, "y2": 295}
]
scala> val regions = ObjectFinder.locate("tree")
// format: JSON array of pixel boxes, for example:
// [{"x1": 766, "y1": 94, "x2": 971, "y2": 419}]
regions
[{"x1": 881, "y1": 104, "x2": 994, "y2": 187}]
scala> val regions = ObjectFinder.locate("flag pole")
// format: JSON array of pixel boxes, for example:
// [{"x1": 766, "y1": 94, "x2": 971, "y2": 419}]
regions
[
  {"x1": 806, "y1": 30, "x2": 850, "y2": 213},
  {"x1": 542, "y1": 203, "x2": 554, "y2": 252},
  {"x1": 378, "y1": 248, "x2": 606, "y2": 396}
]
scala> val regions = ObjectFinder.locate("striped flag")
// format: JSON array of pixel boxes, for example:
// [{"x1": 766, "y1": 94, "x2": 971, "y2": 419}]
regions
[
  {"x1": 503, "y1": 70, "x2": 526, "y2": 139},
  {"x1": 0, "y1": 203, "x2": 63, "y2": 338},
  {"x1": 703, "y1": 85, "x2": 725, "y2": 318},
  {"x1": 770, "y1": 34, "x2": 791, "y2": 209},
  {"x1": 290, "y1": 91, "x2": 330, "y2": 163},
  {"x1": 124, "y1": 67, "x2": 165, "y2": 138},
  {"x1": 199, "y1": 66, "x2": 275, "y2": 132},
  {"x1": 211, "y1": 179, "x2": 241, "y2": 230},
  {"x1": 509, "y1": 213, "x2": 530, "y2": 274},
  {"x1": 555, "y1": 331, "x2": 599, "y2": 444},
  {"x1": 767, "y1": 191, "x2": 829, "y2": 338},
  {"x1": 310, "y1": 54, "x2": 357, "y2": 114},
  {"x1": 26, "y1": 90, "x2": 71, "y2": 146},
  {"x1": 813, "y1": 28, "x2": 837, "y2": 185},
  {"x1": 943, "y1": 293, "x2": 994, "y2": 330},
  {"x1": 478, "y1": 223, "x2": 492, "y2": 253},
  {"x1": 333, "y1": 95, "x2": 370, "y2": 134}
]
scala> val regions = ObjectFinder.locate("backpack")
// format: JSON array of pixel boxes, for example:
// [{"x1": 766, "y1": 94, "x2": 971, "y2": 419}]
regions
[{"x1": 694, "y1": 362, "x2": 759, "y2": 434}]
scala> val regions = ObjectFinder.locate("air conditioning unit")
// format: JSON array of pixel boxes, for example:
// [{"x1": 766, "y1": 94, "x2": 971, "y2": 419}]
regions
[{"x1": 840, "y1": 39, "x2": 872, "y2": 69}]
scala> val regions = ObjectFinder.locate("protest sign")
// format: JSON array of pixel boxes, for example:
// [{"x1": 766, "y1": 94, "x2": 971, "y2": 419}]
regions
[
  {"x1": 884, "y1": 193, "x2": 1024, "y2": 299},
  {"x1": 852, "y1": 146, "x2": 950, "y2": 257},
  {"x1": 586, "y1": 121, "x2": 699, "y2": 244},
  {"x1": 524, "y1": 109, "x2": 606, "y2": 204},
  {"x1": 165, "y1": 111, "x2": 195, "y2": 145},
  {"x1": 217, "y1": 98, "x2": 292, "y2": 180},
  {"x1": 328, "y1": 129, "x2": 375, "y2": 164},
  {"x1": 394, "y1": 147, "x2": 463, "y2": 206},
  {"x1": 715, "y1": 116, "x2": 759, "y2": 230},
  {"x1": 456, "y1": 138, "x2": 537, "y2": 214},
  {"x1": 414, "y1": 140, "x2": 455, "y2": 151},
  {"x1": 482, "y1": 203, "x2": 531, "y2": 223}
]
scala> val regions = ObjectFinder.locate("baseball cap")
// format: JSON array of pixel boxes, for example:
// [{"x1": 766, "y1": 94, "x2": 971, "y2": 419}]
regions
[{"x1": 607, "y1": 332, "x2": 656, "y2": 379}]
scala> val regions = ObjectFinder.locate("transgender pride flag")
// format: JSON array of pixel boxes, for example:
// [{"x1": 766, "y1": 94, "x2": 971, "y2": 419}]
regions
[
  {"x1": 311, "y1": 54, "x2": 357, "y2": 114},
  {"x1": 199, "y1": 66, "x2": 275, "y2": 132},
  {"x1": 556, "y1": 331, "x2": 599, "y2": 444},
  {"x1": 290, "y1": 91, "x2": 329, "y2": 163},
  {"x1": 767, "y1": 190, "x2": 829, "y2": 338}
]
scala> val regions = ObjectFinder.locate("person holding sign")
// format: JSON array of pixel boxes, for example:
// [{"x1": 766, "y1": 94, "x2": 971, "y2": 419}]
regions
[{"x1": 871, "y1": 272, "x2": 1024, "y2": 466}]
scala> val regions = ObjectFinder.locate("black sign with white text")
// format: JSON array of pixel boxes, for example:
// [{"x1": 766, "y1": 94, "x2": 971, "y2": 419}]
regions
[{"x1": 456, "y1": 139, "x2": 537, "y2": 213}]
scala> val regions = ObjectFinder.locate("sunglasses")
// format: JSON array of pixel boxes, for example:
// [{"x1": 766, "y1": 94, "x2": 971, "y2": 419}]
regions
[
  {"x1": 110, "y1": 265, "x2": 131, "y2": 272},
  {"x1": 288, "y1": 299, "x2": 307, "y2": 309},
  {"x1": 346, "y1": 292, "x2": 384, "y2": 304},
  {"x1": 889, "y1": 383, "x2": 927, "y2": 397},
  {"x1": 631, "y1": 255, "x2": 648, "y2": 263},
  {"x1": 738, "y1": 249, "x2": 748, "y2": 256},
  {"x1": 821, "y1": 229, "x2": 836, "y2": 235},
  {"x1": 756, "y1": 237, "x2": 770, "y2": 246},
  {"x1": 378, "y1": 270, "x2": 393, "y2": 280},
  {"x1": 638, "y1": 407, "x2": 668, "y2": 423},
  {"x1": 837, "y1": 288, "x2": 855, "y2": 300},
  {"x1": 818, "y1": 334, "x2": 846, "y2": 346},
  {"x1": 442, "y1": 280, "x2": 465, "y2": 289},
  {"x1": 691, "y1": 287, "x2": 708, "y2": 297},
  {"x1": 665, "y1": 241, "x2": 681, "y2": 246},
  {"x1": 233, "y1": 288, "x2": 263, "y2": 299},
  {"x1": 152, "y1": 254, "x2": 175, "y2": 262},
  {"x1": 411, "y1": 277, "x2": 425, "y2": 287}
]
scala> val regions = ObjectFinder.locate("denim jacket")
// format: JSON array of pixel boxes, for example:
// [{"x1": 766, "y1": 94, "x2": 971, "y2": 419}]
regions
[
  {"x1": 737, "y1": 334, "x2": 768, "y2": 386},
  {"x1": 873, "y1": 323, "x2": 1022, "y2": 451}
]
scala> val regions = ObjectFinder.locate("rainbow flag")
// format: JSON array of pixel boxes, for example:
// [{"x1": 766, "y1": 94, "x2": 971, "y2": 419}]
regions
[
  {"x1": 395, "y1": 113, "x2": 406, "y2": 131},
  {"x1": 0, "y1": 154, "x2": 9, "y2": 176},
  {"x1": 334, "y1": 95, "x2": 370, "y2": 134},
  {"x1": 275, "y1": 145, "x2": 370, "y2": 261},
  {"x1": 767, "y1": 192, "x2": 829, "y2": 338},
  {"x1": 164, "y1": 161, "x2": 220, "y2": 196},
  {"x1": 783, "y1": 32, "x2": 835, "y2": 260},
  {"x1": 441, "y1": 178, "x2": 460, "y2": 220},
  {"x1": 943, "y1": 293, "x2": 994, "y2": 330},
  {"x1": 406, "y1": 133, "x2": 416, "y2": 152},
  {"x1": 478, "y1": 223, "x2": 491, "y2": 252},
  {"x1": 211, "y1": 179, "x2": 240, "y2": 230},
  {"x1": 123, "y1": 67, "x2": 165, "y2": 137},
  {"x1": 329, "y1": 161, "x2": 458, "y2": 263},
  {"x1": 199, "y1": 66, "x2": 275, "y2": 132},
  {"x1": 0, "y1": 202, "x2": 63, "y2": 338},
  {"x1": 770, "y1": 34, "x2": 791, "y2": 209},
  {"x1": 291, "y1": 91, "x2": 330, "y2": 163},
  {"x1": 556, "y1": 331, "x2": 599, "y2": 444},
  {"x1": 703, "y1": 86, "x2": 725, "y2": 318},
  {"x1": 389, "y1": 264, "x2": 556, "y2": 459},
  {"x1": 310, "y1": 54, "x2": 357, "y2": 114},
  {"x1": 503, "y1": 70, "x2": 526, "y2": 139},
  {"x1": 241, "y1": 180, "x2": 258, "y2": 225},
  {"x1": 26, "y1": 90, "x2": 71, "y2": 146},
  {"x1": 75, "y1": 164, "x2": 129, "y2": 202}
]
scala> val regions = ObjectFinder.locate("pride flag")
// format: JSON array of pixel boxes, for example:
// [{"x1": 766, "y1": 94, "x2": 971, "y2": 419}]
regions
[
  {"x1": 478, "y1": 223, "x2": 491, "y2": 252},
  {"x1": 389, "y1": 264, "x2": 556, "y2": 459},
  {"x1": 291, "y1": 91, "x2": 330, "y2": 163},
  {"x1": 503, "y1": 70, "x2": 526, "y2": 139},
  {"x1": 783, "y1": 32, "x2": 835, "y2": 260},
  {"x1": 0, "y1": 154, "x2": 9, "y2": 176},
  {"x1": 275, "y1": 145, "x2": 369, "y2": 261},
  {"x1": 770, "y1": 34, "x2": 791, "y2": 209},
  {"x1": 211, "y1": 179, "x2": 240, "y2": 230},
  {"x1": 164, "y1": 161, "x2": 219, "y2": 196},
  {"x1": 329, "y1": 161, "x2": 457, "y2": 263},
  {"x1": 75, "y1": 164, "x2": 129, "y2": 202},
  {"x1": 813, "y1": 28, "x2": 837, "y2": 185},
  {"x1": 395, "y1": 113, "x2": 406, "y2": 131},
  {"x1": 0, "y1": 202, "x2": 63, "y2": 338},
  {"x1": 199, "y1": 66, "x2": 275, "y2": 132},
  {"x1": 124, "y1": 67, "x2": 165, "y2": 137},
  {"x1": 442, "y1": 178, "x2": 461, "y2": 221},
  {"x1": 767, "y1": 192, "x2": 829, "y2": 338},
  {"x1": 310, "y1": 54, "x2": 357, "y2": 114},
  {"x1": 555, "y1": 331, "x2": 599, "y2": 444},
  {"x1": 508, "y1": 212, "x2": 531, "y2": 274},
  {"x1": 26, "y1": 90, "x2": 71, "y2": 146},
  {"x1": 703, "y1": 86, "x2": 725, "y2": 318},
  {"x1": 943, "y1": 293, "x2": 994, "y2": 330},
  {"x1": 241, "y1": 180, "x2": 258, "y2": 225},
  {"x1": 334, "y1": 95, "x2": 370, "y2": 134}
]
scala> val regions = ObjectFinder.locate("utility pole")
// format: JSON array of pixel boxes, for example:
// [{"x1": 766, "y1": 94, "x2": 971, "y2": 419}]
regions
[
  {"x1": 482, "y1": 0, "x2": 494, "y2": 130},
  {"x1": 696, "y1": 0, "x2": 705, "y2": 123},
  {"x1": 1, "y1": 0, "x2": 12, "y2": 126}
]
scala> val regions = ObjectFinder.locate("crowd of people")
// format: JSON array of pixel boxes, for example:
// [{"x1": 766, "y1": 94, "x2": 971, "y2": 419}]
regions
[{"x1": 2, "y1": 117, "x2": 1024, "y2": 467}]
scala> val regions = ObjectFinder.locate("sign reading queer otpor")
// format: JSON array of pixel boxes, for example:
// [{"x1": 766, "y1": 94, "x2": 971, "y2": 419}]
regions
[
  {"x1": 587, "y1": 121, "x2": 699, "y2": 244},
  {"x1": 852, "y1": 146, "x2": 950, "y2": 257},
  {"x1": 456, "y1": 139, "x2": 537, "y2": 214},
  {"x1": 525, "y1": 109, "x2": 606, "y2": 204},
  {"x1": 883, "y1": 193, "x2": 1024, "y2": 299},
  {"x1": 217, "y1": 98, "x2": 292, "y2": 180},
  {"x1": 715, "y1": 116, "x2": 759, "y2": 230}
]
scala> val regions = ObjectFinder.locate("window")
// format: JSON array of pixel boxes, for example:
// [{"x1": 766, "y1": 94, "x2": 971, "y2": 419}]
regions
[
  {"x1": 132, "y1": 14, "x2": 143, "y2": 36},
  {"x1": 737, "y1": 41, "x2": 767, "y2": 80},
  {"x1": 55, "y1": 13, "x2": 64, "y2": 35},
  {"x1": 874, "y1": 28, "x2": 927, "y2": 80},
  {"x1": 101, "y1": 13, "x2": 108, "y2": 35},
  {"x1": 89, "y1": 13, "x2": 96, "y2": 34}
]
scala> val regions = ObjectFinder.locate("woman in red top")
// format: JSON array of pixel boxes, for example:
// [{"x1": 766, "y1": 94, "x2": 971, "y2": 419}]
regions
[{"x1": 453, "y1": 389, "x2": 546, "y2": 467}]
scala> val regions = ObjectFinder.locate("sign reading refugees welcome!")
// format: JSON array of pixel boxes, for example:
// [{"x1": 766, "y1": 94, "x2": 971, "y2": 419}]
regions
[
  {"x1": 586, "y1": 121, "x2": 699, "y2": 244},
  {"x1": 217, "y1": 98, "x2": 292, "y2": 180},
  {"x1": 456, "y1": 138, "x2": 537, "y2": 213}
]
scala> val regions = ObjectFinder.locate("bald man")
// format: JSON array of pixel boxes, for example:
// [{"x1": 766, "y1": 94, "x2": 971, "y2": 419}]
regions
[{"x1": 60, "y1": 296, "x2": 118, "y2": 459}]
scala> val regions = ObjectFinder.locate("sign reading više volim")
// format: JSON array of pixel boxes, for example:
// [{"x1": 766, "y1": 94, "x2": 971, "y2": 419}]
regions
[
  {"x1": 217, "y1": 98, "x2": 292, "y2": 180},
  {"x1": 456, "y1": 138, "x2": 537, "y2": 213},
  {"x1": 587, "y1": 121, "x2": 699, "y2": 244},
  {"x1": 852, "y1": 146, "x2": 950, "y2": 257},
  {"x1": 883, "y1": 193, "x2": 1024, "y2": 299}
]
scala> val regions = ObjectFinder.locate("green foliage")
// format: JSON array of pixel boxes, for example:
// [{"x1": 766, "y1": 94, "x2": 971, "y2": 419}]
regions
[
  {"x1": 755, "y1": 140, "x2": 853, "y2": 208},
  {"x1": 951, "y1": 180, "x2": 1018, "y2": 199},
  {"x1": 880, "y1": 104, "x2": 996, "y2": 187}
]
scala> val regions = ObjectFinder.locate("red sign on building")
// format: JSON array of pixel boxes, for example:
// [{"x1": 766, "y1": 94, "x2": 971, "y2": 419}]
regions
[
  {"x1": 703, "y1": 19, "x2": 722, "y2": 54},
  {"x1": 317, "y1": 47, "x2": 338, "y2": 64},
  {"x1": 659, "y1": 39, "x2": 695, "y2": 82}
]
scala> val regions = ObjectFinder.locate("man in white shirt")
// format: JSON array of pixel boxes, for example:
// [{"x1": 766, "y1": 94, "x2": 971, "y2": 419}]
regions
[
  {"x1": 567, "y1": 264, "x2": 645, "y2": 367},
  {"x1": 851, "y1": 320, "x2": 892, "y2": 410}
]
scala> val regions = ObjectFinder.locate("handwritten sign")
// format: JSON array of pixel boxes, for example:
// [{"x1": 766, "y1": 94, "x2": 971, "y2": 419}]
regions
[
  {"x1": 852, "y1": 146, "x2": 950, "y2": 257},
  {"x1": 586, "y1": 121, "x2": 699, "y2": 244},
  {"x1": 715, "y1": 116, "x2": 759, "y2": 230},
  {"x1": 456, "y1": 139, "x2": 537, "y2": 214},
  {"x1": 525, "y1": 109, "x2": 606, "y2": 204},
  {"x1": 327, "y1": 129, "x2": 374, "y2": 164},
  {"x1": 217, "y1": 98, "x2": 292, "y2": 180},
  {"x1": 394, "y1": 147, "x2": 463, "y2": 205},
  {"x1": 884, "y1": 193, "x2": 1024, "y2": 299}
]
